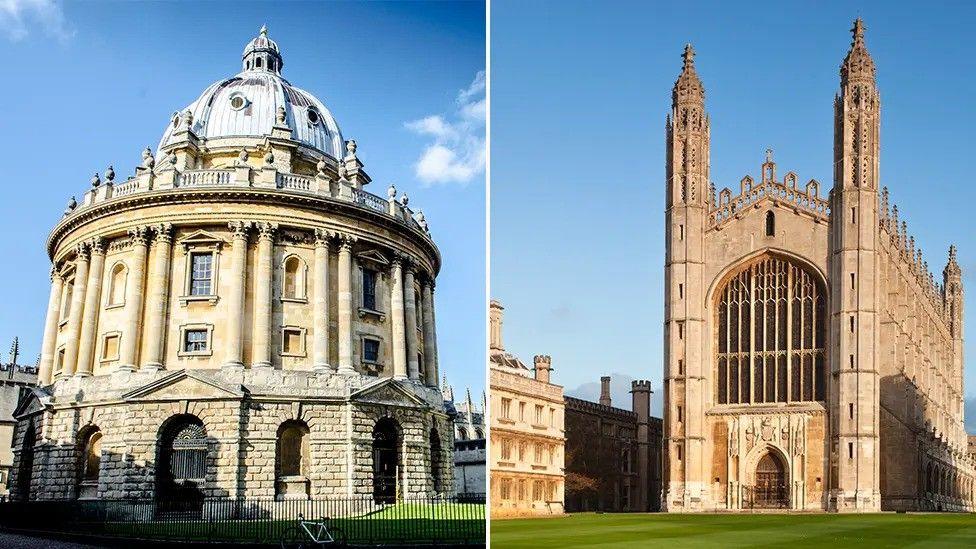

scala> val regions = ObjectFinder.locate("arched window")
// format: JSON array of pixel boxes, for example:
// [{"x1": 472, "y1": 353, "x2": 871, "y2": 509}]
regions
[
  {"x1": 108, "y1": 263, "x2": 127, "y2": 306},
  {"x1": 156, "y1": 415, "x2": 207, "y2": 510},
  {"x1": 77, "y1": 426, "x2": 102, "y2": 499},
  {"x1": 276, "y1": 420, "x2": 310, "y2": 499},
  {"x1": 457, "y1": 427, "x2": 468, "y2": 441},
  {"x1": 256, "y1": 57, "x2": 263, "y2": 69},
  {"x1": 430, "y1": 427, "x2": 442, "y2": 494},
  {"x1": 282, "y1": 255, "x2": 306, "y2": 299},
  {"x1": 765, "y1": 211, "x2": 775, "y2": 237},
  {"x1": 715, "y1": 255, "x2": 825, "y2": 405}
]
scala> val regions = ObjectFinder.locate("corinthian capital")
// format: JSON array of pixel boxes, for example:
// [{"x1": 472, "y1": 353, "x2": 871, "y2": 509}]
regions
[
  {"x1": 74, "y1": 241, "x2": 91, "y2": 260},
  {"x1": 314, "y1": 228, "x2": 334, "y2": 246},
  {"x1": 336, "y1": 232, "x2": 357, "y2": 252},
  {"x1": 152, "y1": 223, "x2": 174, "y2": 244},
  {"x1": 128, "y1": 226, "x2": 150, "y2": 246},
  {"x1": 256, "y1": 221, "x2": 278, "y2": 242},
  {"x1": 88, "y1": 236, "x2": 107, "y2": 256},
  {"x1": 228, "y1": 221, "x2": 253, "y2": 239}
]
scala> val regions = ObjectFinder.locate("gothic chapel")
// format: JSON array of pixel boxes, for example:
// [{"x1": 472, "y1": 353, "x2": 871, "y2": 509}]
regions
[{"x1": 663, "y1": 20, "x2": 975, "y2": 512}]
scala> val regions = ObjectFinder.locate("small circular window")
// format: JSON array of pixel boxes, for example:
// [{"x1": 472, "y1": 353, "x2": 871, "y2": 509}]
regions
[
  {"x1": 229, "y1": 93, "x2": 248, "y2": 111},
  {"x1": 307, "y1": 107, "x2": 320, "y2": 125}
]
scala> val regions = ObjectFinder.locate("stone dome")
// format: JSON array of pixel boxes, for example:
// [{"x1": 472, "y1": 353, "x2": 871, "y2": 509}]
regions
[{"x1": 157, "y1": 26, "x2": 344, "y2": 159}]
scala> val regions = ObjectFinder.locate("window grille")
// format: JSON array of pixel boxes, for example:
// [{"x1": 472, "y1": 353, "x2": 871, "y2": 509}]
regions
[
  {"x1": 190, "y1": 253, "x2": 213, "y2": 296},
  {"x1": 362, "y1": 268, "x2": 377, "y2": 310}
]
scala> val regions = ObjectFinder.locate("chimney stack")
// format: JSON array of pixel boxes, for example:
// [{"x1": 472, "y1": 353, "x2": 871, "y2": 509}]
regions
[
  {"x1": 599, "y1": 375, "x2": 612, "y2": 406},
  {"x1": 533, "y1": 355, "x2": 552, "y2": 384},
  {"x1": 489, "y1": 300, "x2": 505, "y2": 354}
]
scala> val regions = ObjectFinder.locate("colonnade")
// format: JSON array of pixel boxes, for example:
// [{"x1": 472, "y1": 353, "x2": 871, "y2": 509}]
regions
[{"x1": 37, "y1": 221, "x2": 439, "y2": 386}]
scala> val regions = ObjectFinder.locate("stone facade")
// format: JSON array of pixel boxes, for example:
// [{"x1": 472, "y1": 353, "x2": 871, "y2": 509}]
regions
[
  {"x1": 0, "y1": 347, "x2": 38, "y2": 499},
  {"x1": 663, "y1": 20, "x2": 975, "y2": 513},
  {"x1": 10, "y1": 27, "x2": 453, "y2": 504},
  {"x1": 488, "y1": 300, "x2": 565, "y2": 517},
  {"x1": 445, "y1": 384, "x2": 486, "y2": 495},
  {"x1": 564, "y1": 377, "x2": 662, "y2": 512}
]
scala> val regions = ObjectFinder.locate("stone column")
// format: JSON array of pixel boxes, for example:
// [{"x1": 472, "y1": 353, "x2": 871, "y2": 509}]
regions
[
  {"x1": 403, "y1": 259, "x2": 420, "y2": 381},
  {"x1": 38, "y1": 268, "x2": 65, "y2": 385},
  {"x1": 428, "y1": 282, "x2": 440, "y2": 385},
  {"x1": 337, "y1": 234, "x2": 356, "y2": 375},
  {"x1": 421, "y1": 278, "x2": 438, "y2": 387},
  {"x1": 390, "y1": 257, "x2": 407, "y2": 380},
  {"x1": 142, "y1": 224, "x2": 173, "y2": 371},
  {"x1": 119, "y1": 227, "x2": 149, "y2": 372},
  {"x1": 75, "y1": 237, "x2": 106, "y2": 377},
  {"x1": 253, "y1": 222, "x2": 277, "y2": 369},
  {"x1": 313, "y1": 229, "x2": 332, "y2": 372},
  {"x1": 224, "y1": 221, "x2": 251, "y2": 369},
  {"x1": 62, "y1": 243, "x2": 91, "y2": 377}
]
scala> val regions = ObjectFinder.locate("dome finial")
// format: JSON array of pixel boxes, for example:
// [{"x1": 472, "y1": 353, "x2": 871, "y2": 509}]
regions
[{"x1": 260, "y1": 24, "x2": 268, "y2": 36}]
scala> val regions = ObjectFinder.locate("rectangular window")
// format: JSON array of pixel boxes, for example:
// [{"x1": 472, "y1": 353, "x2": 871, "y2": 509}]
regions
[
  {"x1": 678, "y1": 359, "x2": 684, "y2": 376},
  {"x1": 102, "y1": 334, "x2": 120, "y2": 360},
  {"x1": 501, "y1": 438, "x2": 511, "y2": 460},
  {"x1": 679, "y1": 224, "x2": 684, "y2": 241},
  {"x1": 56, "y1": 348, "x2": 65, "y2": 371},
  {"x1": 849, "y1": 402, "x2": 854, "y2": 420},
  {"x1": 500, "y1": 398, "x2": 511, "y2": 420},
  {"x1": 518, "y1": 401, "x2": 525, "y2": 422},
  {"x1": 363, "y1": 339, "x2": 380, "y2": 363},
  {"x1": 677, "y1": 445, "x2": 683, "y2": 461},
  {"x1": 534, "y1": 443, "x2": 542, "y2": 463},
  {"x1": 190, "y1": 253, "x2": 213, "y2": 296},
  {"x1": 60, "y1": 281, "x2": 74, "y2": 321},
  {"x1": 549, "y1": 407, "x2": 555, "y2": 427},
  {"x1": 282, "y1": 328, "x2": 303, "y2": 355},
  {"x1": 677, "y1": 405, "x2": 683, "y2": 422},
  {"x1": 849, "y1": 315, "x2": 855, "y2": 333},
  {"x1": 678, "y1": 283, "x2": 684, "y2": 299},
  {"x1": 851, "y1": 207, "x2": 856, "y2": 224},
  {"x1": 535, "y1": 404, "x2": 544, "y2": 424},
  {"x1": 184, "y1": 329, "x2": 208, "y2": 353},
  {"x1": 362, "y1": 268, "x2": 377, "y2": 310},
  {"x1": 678, "y1": 321, "x2": 685, "y2": 340},
  {"x1": 848, "y1": 442, "x2": 854, "y2": 460}
]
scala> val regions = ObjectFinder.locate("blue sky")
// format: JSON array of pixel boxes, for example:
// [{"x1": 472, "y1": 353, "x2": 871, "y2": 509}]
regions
[
  {"x1": 491, "y1": 0, "x2": 976, "y2": 426},
  {"x1": 0, "y1": 1, "x2": 485, "y2": 396}
]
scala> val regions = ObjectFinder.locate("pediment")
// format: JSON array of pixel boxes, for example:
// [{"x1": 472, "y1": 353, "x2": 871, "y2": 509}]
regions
[
  {"x1": 122, "y1": 370, "x2": 245, "y2": 402},
  {"x1": 351, "y1": 378, "x2": 428, "y2": 408},
  {"x1": 356, "y1": 249, "x2": 389, "y2": 266},
  {"x1": 12, "y1": 387, "x2": 52, "y2": 420},
  {"x1": 179, "y1": 229, "x2": 228, "y2": 251}
]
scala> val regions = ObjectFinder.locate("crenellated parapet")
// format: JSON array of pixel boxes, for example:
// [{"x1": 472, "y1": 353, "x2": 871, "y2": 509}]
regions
[{"x1": 708, "y1": 150, "x2": 829, "y2": 229}]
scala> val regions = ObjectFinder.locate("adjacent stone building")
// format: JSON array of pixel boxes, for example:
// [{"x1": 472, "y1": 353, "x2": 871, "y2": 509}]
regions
[
  {"x1": 663, "y1": 19, "x2": 975, "y2": 512},
  {"x1": 0, "y1": 340, "x2": 38, "y2": 500},
  {"x1": 489, "y1": 300, "x2": 565, "y2": 516},
  {"x1": 10, "y1": 27, "x2": 453, "y2": 505},
  {"x1": 445, "y1": 383, "x2": 486, "y2": 495},
  {"x1": 564, "y1": 376, "x2": 662, "y2": 512}
]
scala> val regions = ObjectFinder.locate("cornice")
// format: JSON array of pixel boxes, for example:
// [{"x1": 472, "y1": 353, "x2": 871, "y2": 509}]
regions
[{"x1": 48, "y1": 187, "x2": 440, "y2": 274}]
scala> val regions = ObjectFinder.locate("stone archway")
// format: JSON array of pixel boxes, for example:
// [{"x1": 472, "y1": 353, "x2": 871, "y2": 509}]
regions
[
  {"x1": 372, "y1": 417, "x2": 401, "y2": 504},
  {"x1": 746, "y1": 447, "x2": 789, "y2": 509}
]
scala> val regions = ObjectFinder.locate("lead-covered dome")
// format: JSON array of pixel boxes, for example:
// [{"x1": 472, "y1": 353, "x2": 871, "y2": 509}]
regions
[{"x1": 157, "y1": 26, "x2": 344, "y2": 159}]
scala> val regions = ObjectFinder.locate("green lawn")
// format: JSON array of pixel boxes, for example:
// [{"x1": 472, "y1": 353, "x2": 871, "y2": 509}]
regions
[{"x1": 491, "y1": 513, "x2": 976, "y2": 548}]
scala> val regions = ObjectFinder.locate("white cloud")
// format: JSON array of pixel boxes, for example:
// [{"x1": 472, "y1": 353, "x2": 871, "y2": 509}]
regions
[
  {"x1": 405, "y1": 70, "x2": 486, "y2": 186},
  {"x1": 0, "y1": 0, "x2": 74, "y2": 43}
]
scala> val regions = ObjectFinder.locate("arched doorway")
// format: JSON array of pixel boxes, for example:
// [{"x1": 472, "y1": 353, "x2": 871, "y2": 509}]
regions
[
  {"x1": 372, "y1": 418, "x2": 400, "y2": 504},
  {"x1": 751, "y1": 450, "x2": 788, "y2": 508},
  {"x1": 430, "y1": 427, "x2": 442, "y2": 494},
  {"x1": 156, "y1": 415, "x2": 207, "y2": 516}
]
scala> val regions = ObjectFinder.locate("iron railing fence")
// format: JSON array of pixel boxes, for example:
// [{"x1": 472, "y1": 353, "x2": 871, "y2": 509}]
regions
[{"x1": 0, "y1": 494, "x2": 486, "y2": 545}]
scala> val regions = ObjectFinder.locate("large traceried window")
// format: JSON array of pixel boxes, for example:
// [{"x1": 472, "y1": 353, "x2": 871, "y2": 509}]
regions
[{"x1": 715, "y1": 256, "x2": 825, "y2": 405}]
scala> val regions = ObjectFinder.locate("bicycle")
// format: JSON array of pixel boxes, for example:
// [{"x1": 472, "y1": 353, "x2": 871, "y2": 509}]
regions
[{"x1": 280, "y1": 513, "x2": 348, "y2": 548}]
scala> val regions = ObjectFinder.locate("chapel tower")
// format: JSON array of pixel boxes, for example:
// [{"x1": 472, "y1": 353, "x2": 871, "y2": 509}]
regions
[
  {"x1": 663, "y1": 44, "x2": 710, "y2": 510},
  {"x1": 944, "y1": 245, "x2": 965, "y2": 446},
  {"x1": 829, "y1": 18, "x2": 882, "y2": 511}
]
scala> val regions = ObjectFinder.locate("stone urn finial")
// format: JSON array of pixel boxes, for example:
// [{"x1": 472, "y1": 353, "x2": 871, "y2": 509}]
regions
[
  {"x1": 337, "y1": 160, "x2": 347, "y2": 179},
  {"x1": 264, "y1": 151, "x2": 274, "y2": 165},
  {"x1": 183, "y1": 109, "x2": 194, "y2": 128},
  {"x1": 347, "y1": 139, "x2": 357, "y2": 157},
  {"x1": 239, "y1": 149, "x2": 249, "y2": 163},
  {"x1": 387, "y1": 184, "x2": 397, "y2": 200},
  {"x1": 90, "y1": 172, "x2": 101, "y2": 188},
  {"x1": 399, "y1": 193, "x2": 409, "y2": 207},
  {"x1": 142, "y1": 147, "x2": 155, "y2": 168},
  {"x1": 105, "y1": 165, "x2": 115, "y2": 183},
  {"x1": 276, "y1": 106, "x2": 287, "y2": 125},
  {"x1": 65, "y1": 196, "x2": 77, "y2": 215},
  {"x1": 316, "y1": 158, "x2": 327, "y2": 176}
]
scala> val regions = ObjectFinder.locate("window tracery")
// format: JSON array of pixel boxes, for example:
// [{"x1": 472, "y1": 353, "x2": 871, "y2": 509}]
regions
[{"x1": 716, "y1": 256, "x2": 826, "y2": 404}]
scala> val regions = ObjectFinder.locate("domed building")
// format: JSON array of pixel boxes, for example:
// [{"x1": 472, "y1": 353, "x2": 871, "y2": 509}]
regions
[{"x1": 9, "y1": 27, "x2": 453, "y2": 505}]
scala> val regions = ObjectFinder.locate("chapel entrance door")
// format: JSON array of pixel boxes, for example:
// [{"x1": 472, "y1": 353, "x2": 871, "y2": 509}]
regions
[
  {"x1": 753, "y1": 452, "x2": 788, "y2": 508},
  {"x1": 372, "y1": 418, "x2": 399, "y2": 504}
]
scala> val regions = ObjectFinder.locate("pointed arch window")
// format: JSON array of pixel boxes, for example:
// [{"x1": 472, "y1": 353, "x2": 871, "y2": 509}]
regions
[
  {"x1": 765, "y1": 211, "x2": 775, "y2": 237},
  {"x1": 715, "y1": 256, "x2": 826, "y2": 405}
]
